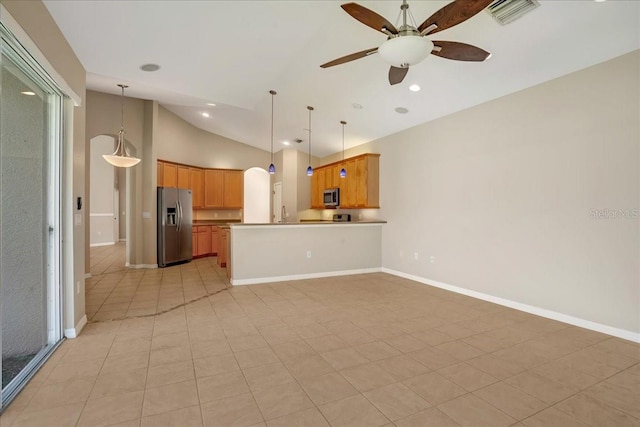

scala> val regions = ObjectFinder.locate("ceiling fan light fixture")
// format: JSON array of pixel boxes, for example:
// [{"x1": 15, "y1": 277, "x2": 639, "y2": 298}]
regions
[{"x1": 378, "y1": 36, "x2": 434, "y2": 68}]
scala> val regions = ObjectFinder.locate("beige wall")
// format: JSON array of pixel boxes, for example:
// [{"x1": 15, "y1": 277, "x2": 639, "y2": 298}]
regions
[
  {"x1": 337, "y1": 51, "x2": 638, "y2": 335},
  {"x1": 3, "y1": 0, "x2": 87, "y2": 331},
  {"x1": 156, "y1": 106, "x2": 270, "y2": 170},
  {"x1": 230, "y1": 224, "x2": 382, "y2": 284}
]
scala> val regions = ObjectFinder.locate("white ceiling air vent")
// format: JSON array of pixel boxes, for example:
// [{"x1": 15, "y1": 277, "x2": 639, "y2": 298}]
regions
[{"x1": 487, "y1": 0, "x2": 540, "y2": 25}]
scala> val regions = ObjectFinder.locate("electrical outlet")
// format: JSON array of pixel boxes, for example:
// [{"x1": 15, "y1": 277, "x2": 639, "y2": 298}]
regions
[
  {"x1": 414, "y1": 252, "x2": 419, "y2": 260},
  {"x1": 430, "y1": 256, "x2": 435, "y2": 264},
  {"x1": 214, "y1": 213, "x2": 218, "y2": 218},
  {"x1": 399, "y1": 250, "x2": 403, "y2": 257},
  {"x1": 358, "y1": 213, "x2": 362, "y2": 220},
  {"x1": 307, "y1": 251, "x2": 312, "y2": 259}
]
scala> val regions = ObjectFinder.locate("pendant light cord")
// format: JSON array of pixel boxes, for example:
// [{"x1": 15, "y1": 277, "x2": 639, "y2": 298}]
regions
[
  {"x1": 270, "y1": 91, "x2": 274, "y2": 163},
  {"x1": 118, "y1": 84, "x2": 128, "y2": 132},
  {"x1": 341, "y1": 121, "x2": 346, "y2": 161},
  {"x1": 307, "y1": 106, "x2": 313, "y2": 165}
]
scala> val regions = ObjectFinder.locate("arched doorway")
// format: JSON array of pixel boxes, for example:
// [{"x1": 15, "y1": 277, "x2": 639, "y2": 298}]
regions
[
  {"x1": 88, "y1": 134, "x2": 137, "y2": 274},
  {"x1": 243, "y1": 167, "x2": 270, "y2": 223}
]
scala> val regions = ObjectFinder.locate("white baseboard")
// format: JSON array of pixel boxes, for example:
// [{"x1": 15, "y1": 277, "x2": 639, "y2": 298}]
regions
[
  {"x1": 64, "y1": 314, "x2": 87, "y2": 339},
  {"x1": 90, "y1": 242, "x2": 115, "y2": 247},
  {"x1": 231, "y1": 267, "x2": 382, "y2": 286},
  {"x1": 84, "y1": 273, "x2": 92, "y2": 279},
  {"x1": 125, "y1": 263, "x2": 158, "y2": 269},
  {"x1": 382, "y1": 268, "x2": 640, "y2": 343}
]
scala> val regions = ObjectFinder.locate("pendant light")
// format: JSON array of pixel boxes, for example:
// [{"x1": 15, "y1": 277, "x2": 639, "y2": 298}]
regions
[
  {"x1": 268, "y1": 90, "x2": 277, "y2": 174},
  {"x1": 103, "y1": 84, "x2": 141, "y2": 167},
  {"x1": 306, "y1": 106, "x2": 314, "y2": 176},
  {"x1": 340, "y1": 120, "x2": 347, "y2": 178}
]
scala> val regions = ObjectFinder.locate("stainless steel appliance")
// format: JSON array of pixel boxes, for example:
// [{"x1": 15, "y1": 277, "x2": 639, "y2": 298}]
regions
[
  {"x1": 323, "y1": 188, "x2": 340, "y2": 207},
  {"x1": 157, "y1": 187, "x2": 193, "y2": 267},
  {"x1": 333, "y1": 214, "x2": 351, "y2": 222}
]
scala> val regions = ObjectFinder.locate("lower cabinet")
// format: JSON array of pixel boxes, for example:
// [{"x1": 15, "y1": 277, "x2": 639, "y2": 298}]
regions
[
  {"x1": 211, "y1": 226, "x2": 219, "y2": 255},
  {"x1": 197, "y1": 226, "x2": 212, "y2": 256},
  {"x1": 192, "y1": 231, "x2": 198, "y2": 257},
  {"x1": 218, "y1": 228, "x2": 229, "y2": 268}
]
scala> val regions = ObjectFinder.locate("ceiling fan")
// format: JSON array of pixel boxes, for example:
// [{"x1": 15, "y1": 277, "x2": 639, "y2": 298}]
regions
[{"x1": 321, "y1": 0, "x2": 493, "y2": 85}]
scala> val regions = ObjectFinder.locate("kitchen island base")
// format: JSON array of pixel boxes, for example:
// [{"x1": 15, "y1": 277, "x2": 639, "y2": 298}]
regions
[{"x1": 229, "y1": 222, "x2": 384, "y2": 286}]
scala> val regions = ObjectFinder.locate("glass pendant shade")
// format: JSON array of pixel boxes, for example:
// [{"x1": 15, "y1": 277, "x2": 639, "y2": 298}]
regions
[
  {"x1": 340, "y1": 167, "x2": 346, "y2": 178},
  {"x1": 306, "y1": 166, "x2": 313, "y2": 176},
  {"x1": 378, "y1": 36, "x2": 434, "y2": 68},
  {"x1": 268, "y1": 163, "x2": 275, "y2": 174},
  {"x1": 103, "y1": 129, "x2": 141, "y2": 167}
]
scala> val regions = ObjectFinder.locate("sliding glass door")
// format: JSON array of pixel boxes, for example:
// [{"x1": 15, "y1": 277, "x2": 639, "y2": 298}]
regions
[{"x1": 0, "y1": 23, "x2": 63, "y2": 410}]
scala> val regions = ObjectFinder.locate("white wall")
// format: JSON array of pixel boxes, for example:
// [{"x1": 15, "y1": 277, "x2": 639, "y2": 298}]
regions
[
  {"x1": 362, "y1": 51, "x2": 638, "y2": 336},
  {"x1": 89, "y1": 135, "x2": 115, "y2": 246}
]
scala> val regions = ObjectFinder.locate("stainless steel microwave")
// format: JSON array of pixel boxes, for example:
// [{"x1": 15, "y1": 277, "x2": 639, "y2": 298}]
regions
[{"x1": 323, "y1": 188, "x2": 339, "y2": 207}]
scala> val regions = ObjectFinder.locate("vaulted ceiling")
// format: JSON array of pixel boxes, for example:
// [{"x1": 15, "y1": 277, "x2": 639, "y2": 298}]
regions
[{"x1": 44, "y1": 1, "x2": 639, "y2": 157}]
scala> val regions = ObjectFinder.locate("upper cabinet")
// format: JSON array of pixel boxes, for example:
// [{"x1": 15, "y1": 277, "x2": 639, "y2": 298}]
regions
[
  {"x1": 310, "y1": 153, "x2": 379, "y2": 209},
  {"x1": 190, "y1": 168, "x2": 204, "y2": 208},
  {"x1": 158, "y1": 160, "x2": 243, "y2": 210},
  {"x1": 223, "y1": 170, "x2": 243, "y2": 209},
  {"x1": 204, "y1": 169, "x2": 224, "y2": 207}
]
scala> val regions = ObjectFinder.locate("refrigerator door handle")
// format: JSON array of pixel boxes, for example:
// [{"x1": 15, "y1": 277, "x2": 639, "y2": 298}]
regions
[
  {"x1": 178, "y1": 200, "x2": 183, "y2": 232},
  {"x1": 176, "y1": 200, "x2": 180, "y2": 232}
]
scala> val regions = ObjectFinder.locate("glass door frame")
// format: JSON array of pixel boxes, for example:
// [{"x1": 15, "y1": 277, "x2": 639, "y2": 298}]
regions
[{"x1": 0, "y1": 21, "x2": 64, "y2": 411}]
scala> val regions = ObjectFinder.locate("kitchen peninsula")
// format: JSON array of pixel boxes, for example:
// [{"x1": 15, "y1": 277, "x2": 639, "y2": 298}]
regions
[{"x1": 229, "y1": 221, "x2": 385, "y2": 285}]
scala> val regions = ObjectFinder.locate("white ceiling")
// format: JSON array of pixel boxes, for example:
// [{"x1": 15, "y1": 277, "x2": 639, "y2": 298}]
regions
[{"x1": 43, "y1": 1, "x2": 639, "y2": 158}]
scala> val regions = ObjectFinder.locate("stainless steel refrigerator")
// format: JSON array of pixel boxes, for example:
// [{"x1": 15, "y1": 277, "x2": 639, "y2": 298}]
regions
[{"x1": 157, "y1": 187, "x2": 193, "y2": 267}]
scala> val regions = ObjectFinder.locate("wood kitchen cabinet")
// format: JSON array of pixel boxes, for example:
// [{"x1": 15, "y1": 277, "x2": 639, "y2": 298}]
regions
[
  {"x1": 192, "y1": 230, "x2": 198, "y2": 257},
  {"x1": 309, "y1": 153, "x2": 379, "y2": 209},
  {"x1": 158, "y1": 160, "x2": 244, "y2": 209},
  {"x1": 197, "y1": 225, "x2": 212, "y2": 256},
  {"x1": 310, "y1": 168, "x2": 326, "y2": 209},
  {"x1": 211, "y1": 226, "x2": 219, "y2": 255},
  {"x1": 158, "y1": 161, "x2": 178, "y2": 188},
  {"x1": 217, "y1": 227, "x2": 228, "y2": 267},
  {"x1": 204, "y1": 169, "x2": 224, "y2": 208},
  {"x1": 157, "y1": 161, "x2": 192, "y2": 190},
  {"x1": 190, "y1": 168, "x2": 204, "y2": 208},
  {"x1": 223, "y1": 170, "x2": 243, "y2": 208}
]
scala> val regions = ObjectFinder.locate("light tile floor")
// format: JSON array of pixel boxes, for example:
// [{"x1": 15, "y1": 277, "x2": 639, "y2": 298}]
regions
[{"x1": 1, "y1": 253, "x2": 639, "y2": 427}]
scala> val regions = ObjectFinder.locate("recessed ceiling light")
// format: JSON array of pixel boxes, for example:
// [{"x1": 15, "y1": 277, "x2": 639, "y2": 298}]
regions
[
  {"x1": 395, "y1": 107, "x2": 409, "y2": 114},
  {"x1": 201, "y1": 112, "x2": 210, "y2": 118},
  {"x1": 21, "y1": 91, "x2": 36, "y2": 96},
  {"x1": 409, "y1": 84, "x2": 421, "y2": 92},
  {"x1": 282, "y1": 140, "x2": 290, "y2": 146},
  {"x1": 140, "y1": 63, "x2": 160, "y2": 72},
  {"x1": 594, "y1": 0, "x2": 606, "y2": 2},
  {"x1": 352, "y1": 103, "x2": 363, "y2": 109},
  {"x1": 206, "y1": 103, "x2": 216, "y2": 107}
]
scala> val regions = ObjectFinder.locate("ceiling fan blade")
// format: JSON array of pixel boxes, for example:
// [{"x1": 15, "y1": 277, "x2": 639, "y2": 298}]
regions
[
  {"x1": 389, "y1": 66, "x2": 409, "y2": 85},
  {"x1": 341, "y1": 3, "x2": 398, "y2": 35},
  {"x1": 431, "y1": 41, "x2": 490, "y2": 61},
  {"x1": 320, "y1": 47, "x2": 378, "y2": 68},
  {"x1": 418, "y1": 0, "x2": 494, "y2": 35}
]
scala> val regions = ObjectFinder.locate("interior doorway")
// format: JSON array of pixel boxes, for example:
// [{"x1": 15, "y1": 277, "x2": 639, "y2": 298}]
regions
[
  {"x1": 243, "y1": 167, "x2": 270, "y2": 223},
  {"x1": 89, "y1": 135, "x2": 128, "y2": 275},
  {"x1": 273, "y1": 181, "x2": 282, "y2": 223}
]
